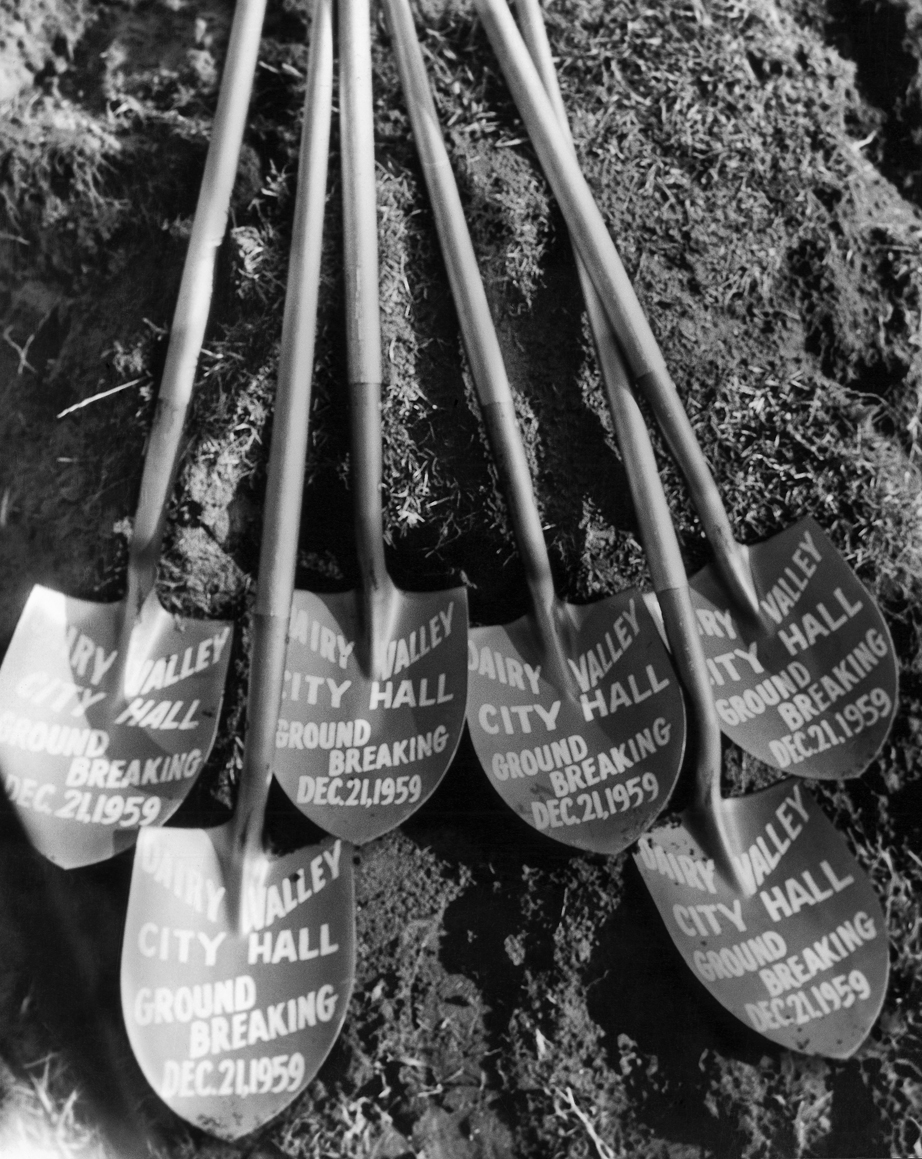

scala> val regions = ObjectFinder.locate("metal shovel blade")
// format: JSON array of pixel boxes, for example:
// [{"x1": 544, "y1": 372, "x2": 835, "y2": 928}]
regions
[
  {"x1": 0, "y1": 586, "x2": 231, "y2": 867},
  {"x1": 634, "y1": 778, "x2": 888, "y2": 1057},
  {"x1": 121, "y1": 827, "x2": 354, "y2": 1140},
  {"x1": 467, "y1": 591, "x2": 686, "y2": 854},
  {"x1": 688, "y1": 517, "x2": 898, "y2": 779},
  {"x1": 273, "y1": 584, "x2": 468, "y2": 843}
]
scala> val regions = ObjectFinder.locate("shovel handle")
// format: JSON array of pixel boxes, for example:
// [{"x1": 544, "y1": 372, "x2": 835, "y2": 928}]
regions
[
  {"x1": 341, "y1": 0, "x2": 390, "y2": 596},
  {"x1": 234, "y1": 0, "x2": 333, "y2": 851},
  {"x1": 382, "y1": 0, "x2": 557, "y2": 616},
  {"x1": 514, "y1": 0, "x2": 724, "y2": 811},
  {"x1": 474, "y1": 0, "x2": 760, "y2": 626},
  {"x1": 126, "y1": 0, "x2": 267, "y2": 614},
  {"x1": 513, "y1": 0, "x2": 686, "y2": 598}
]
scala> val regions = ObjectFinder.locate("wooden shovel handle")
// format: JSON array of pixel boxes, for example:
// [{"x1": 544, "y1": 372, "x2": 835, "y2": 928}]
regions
[
  {"x1": 474, "y1": 0, "x2": 760, "y2": 626},
  {"x1": 235, "y1": 0, "x2": 334, "y2": 849},
  {"x1": 126, "y1": 0, "x2": 268, "y2": 614},
  {"x1": 382, "y1": 0, "x2": 557, "y2": 616},
  {"x1": 513, "y1": 0, "x2": 687, "y2": 597},
  {"x1": 514, "y1": 0, "x2": 727, "y2": 823},
  {"x1": 341, "y1": 0, "x2": 390, "y2": 595}
]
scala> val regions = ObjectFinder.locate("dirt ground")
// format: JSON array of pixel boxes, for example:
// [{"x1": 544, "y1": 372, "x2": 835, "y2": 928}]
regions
[{"x1": 1, "y1": 0, "x2": 922, "y2": 1155}]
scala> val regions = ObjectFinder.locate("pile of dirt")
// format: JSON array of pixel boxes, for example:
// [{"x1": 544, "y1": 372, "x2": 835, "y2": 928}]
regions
[{"x1": 1, "y1": 0, "x2": 922, "y2": 1156}]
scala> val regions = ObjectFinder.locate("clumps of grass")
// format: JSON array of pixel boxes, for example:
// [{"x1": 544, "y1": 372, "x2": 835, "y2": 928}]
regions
[
  {"x1": 377, "y1": 167, "x2": 446, "y2": 538},
  {"x1": 448, "y1": 130, "x2": 552, "y2": 312},
  {"x1": 0, "y1": 1052, "x2": 111, "y2": 1159},
  {"x1": 373, "y1": 153, "x2": 514, "y2": 568},
  {"x1": 701, "y1": 359, "x2": 922, "y2": 673},
  {"x1": 165, "y1": 353, "x2": 277, "y2": 614},
  {"x1": 380, "y1": 11, "x2": 553, "y2": 312},
  {"x1": 424, "y1": 0, "x2": 922, "y2": 594},
  {"x1": 0, "y1": 93, "x2": 129, "y2": 277},
  {"x1": 575, "y1": 498, "x2": 649, "y2": 600}
]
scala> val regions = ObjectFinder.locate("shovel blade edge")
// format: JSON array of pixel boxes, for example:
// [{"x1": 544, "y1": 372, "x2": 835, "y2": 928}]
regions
[
  {"x1": 121, "y1": 827, "x2": 355, "y2": 1140},
  {"x1": 467, "y1": 590, "x2": 686, "y2": 855},
  {"x1": 689, "y1": 517, "x2": 898, "y2": 779},
  {"x1": 0, "y1": 585, "x2": 232, "y2": 867},
  {"x1": 273, "y1": 584, "x2": 469, "y2": 843},
  {"x1": 634, "y1": 779, "x2": 889, "y2": 1057}
]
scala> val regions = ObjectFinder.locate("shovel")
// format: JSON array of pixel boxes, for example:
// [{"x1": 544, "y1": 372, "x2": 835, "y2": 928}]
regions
[
  {"x1": 121, "y1": 0, "x2": 355, "y2": 1137},
  {"x1": 634, "y1": 776, "x2": 889, "y2": 1057},
  {"x1": 270, "y1": 0, "x2": 469, "y2": 844},
  {"x1": 383, "y1": 0, "x2": 687, "y2": 856},
  {"x1": 0, "y1": 0, "x2": 270, "y2": 868},
  {"x1": 473, "y1": 0, "x2": 898, "y2": 783},
  {"x1": 509, "y1": 0, "x2": 889, "y2": 1056}
]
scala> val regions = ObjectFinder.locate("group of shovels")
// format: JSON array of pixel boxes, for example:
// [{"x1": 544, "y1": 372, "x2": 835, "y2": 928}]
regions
[{"x1": 0, "y1": 0, "x2": 901, "y2": 1142}]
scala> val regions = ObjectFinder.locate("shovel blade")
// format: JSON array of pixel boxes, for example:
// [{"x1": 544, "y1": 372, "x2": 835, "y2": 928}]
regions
[
  {"x1": 121, "y1": 827, "x2": 355, "y2": 1140},
  {"x1": 0, "y1": 585, "x2": 232, "y2": 867},
  {"x1": 273, "y1": 585, "x2": 468, "y2": 843},
  {"x1": 634, "y1": 779, "x2": 889, "y2": 1057},
  {"x1": 467, "y1": 591, "x2": 686, "y2": 854},
  {"x1": 689, "y1": 517, "x2": 898, "y2": 778}
]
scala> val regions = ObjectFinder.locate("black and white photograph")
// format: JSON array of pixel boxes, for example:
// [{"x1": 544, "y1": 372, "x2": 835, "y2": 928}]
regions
[{"x1": 0, "y1": 0, "x2": 920, "y2": 1154}]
